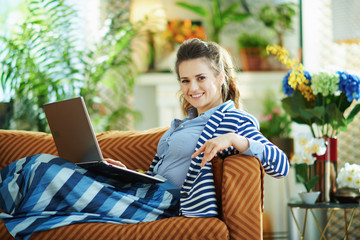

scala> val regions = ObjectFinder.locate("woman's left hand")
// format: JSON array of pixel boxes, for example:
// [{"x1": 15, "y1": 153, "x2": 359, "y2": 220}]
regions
[{"x1": 192, "y1": 133, "x2": 249, "y2": 167}]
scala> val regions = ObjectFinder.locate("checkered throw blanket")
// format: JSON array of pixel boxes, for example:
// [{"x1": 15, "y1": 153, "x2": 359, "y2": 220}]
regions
[{"x1": 0, "y1": 154, "x2": 179, "y2": 240}]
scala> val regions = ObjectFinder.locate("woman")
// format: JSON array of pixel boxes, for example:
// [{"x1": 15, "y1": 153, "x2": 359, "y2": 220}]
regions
[{"x1": 0, "y1": 38, "x2": 289, "y2": 239}]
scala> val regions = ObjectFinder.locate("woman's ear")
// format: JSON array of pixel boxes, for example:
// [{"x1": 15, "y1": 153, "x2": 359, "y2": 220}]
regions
[{"x1": 218, "y1": 71, "x2": 225, "y2": 87}]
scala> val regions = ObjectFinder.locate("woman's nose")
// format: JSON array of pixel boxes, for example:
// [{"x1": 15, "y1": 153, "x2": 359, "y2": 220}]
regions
[{"x1": 189, "y1": 81, "x2": 199, "y2": 91}]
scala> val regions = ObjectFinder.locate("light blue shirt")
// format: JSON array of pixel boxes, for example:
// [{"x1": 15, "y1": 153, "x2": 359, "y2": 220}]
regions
[{"x1": 152, "y1": 105, "x2": 264, "y2": 188}]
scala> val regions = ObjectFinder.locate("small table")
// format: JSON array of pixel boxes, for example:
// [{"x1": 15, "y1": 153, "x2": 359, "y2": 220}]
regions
[{"x1": 288, "y1": 202, "x2": 359, "y2": 240}]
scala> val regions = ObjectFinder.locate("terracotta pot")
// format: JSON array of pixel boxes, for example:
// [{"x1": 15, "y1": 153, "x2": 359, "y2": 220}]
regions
[{"x1": 239, "y1": 48, "x2": 269, "y2": 71}]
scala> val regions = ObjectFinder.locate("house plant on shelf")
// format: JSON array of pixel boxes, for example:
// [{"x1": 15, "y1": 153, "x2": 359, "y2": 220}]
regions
[
  {"x1": 291, "y1": 134, "x2": 326, "y2": 204},
  {"x1": 267, "y1": 44, "x2": 360, "y2": 202},
  {"x1": 238, "y1": 33, "x2": 270, "y2": 71},
  {"x1": 258, "y1": 2, "x2": 298, "y2": 47},
  {"x1": 335, "y1": 163, "x2": 360, "y2": 203}
]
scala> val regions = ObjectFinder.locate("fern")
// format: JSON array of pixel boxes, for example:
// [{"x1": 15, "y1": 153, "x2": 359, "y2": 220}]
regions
[
  {"x1": 0, "y1": 0, "x2": 83, "y2": 131},
  {"x1": 0, "y1": 0, "x2": 140, "y2": 132}
]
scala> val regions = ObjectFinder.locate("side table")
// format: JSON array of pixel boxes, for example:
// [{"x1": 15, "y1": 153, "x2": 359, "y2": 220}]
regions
[{"x1": 288, "y1": 202, "x2": 359, "y2": 240}]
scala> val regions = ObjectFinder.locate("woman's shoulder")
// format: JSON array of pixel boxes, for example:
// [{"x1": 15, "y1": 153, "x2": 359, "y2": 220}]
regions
[{"x1": 223, "y1": 108, "x2": 260, "y2": 128}]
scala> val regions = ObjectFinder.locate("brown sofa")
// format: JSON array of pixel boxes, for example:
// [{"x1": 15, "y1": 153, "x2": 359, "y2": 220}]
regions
[{"x1": 0, "y1": 128, "x2": 264, "y2": 240}]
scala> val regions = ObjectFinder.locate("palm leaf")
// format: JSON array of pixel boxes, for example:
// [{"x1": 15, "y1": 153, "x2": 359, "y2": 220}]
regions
[{"x1": 175, "y1": 2, "x2": 208, "y2": 17}]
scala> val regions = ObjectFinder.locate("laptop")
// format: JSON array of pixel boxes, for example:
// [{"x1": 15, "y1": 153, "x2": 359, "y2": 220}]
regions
[{"x1": 43, "y1": 97, "x2": 164, "y2": 184}]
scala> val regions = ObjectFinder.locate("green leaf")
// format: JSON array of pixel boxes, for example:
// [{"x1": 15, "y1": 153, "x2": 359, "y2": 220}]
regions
[
  {"x1": 305, "y1": 106, "x2": 325, "y2": 121},
  {"x1": 175, "y1": 2, "x2": 208, "y2": 17},
  {"x1": 306, "y1": 175, "x2": 319, "y2": 192},
  {"x1": 222, "y1": 2, "x2": 240, "y2": 20},
  {"x1": 227, "y1": 12, "x2": 251, "y2": 22},
  {"x1": 346, "y1": 103, "x2": 360, "y2": 124}
]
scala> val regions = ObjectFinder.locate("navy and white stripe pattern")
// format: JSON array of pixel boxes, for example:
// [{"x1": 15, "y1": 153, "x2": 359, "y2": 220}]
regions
[
  {"x1": 0, "y1": 154, "x2": 179, "y2": 240},
  {"x1": 148, "y1": 100, "x2": 289, "y2": 217}
]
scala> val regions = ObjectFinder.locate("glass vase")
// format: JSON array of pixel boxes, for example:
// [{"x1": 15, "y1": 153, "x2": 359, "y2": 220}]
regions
[{"x1": 314, "y1": 137, "x2": 338, "y2": 202}]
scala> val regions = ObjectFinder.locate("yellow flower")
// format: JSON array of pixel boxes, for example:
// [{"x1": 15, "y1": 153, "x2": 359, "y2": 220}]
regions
[{"x1": 266, "y1": 44, "x2": 316, "y2": 101}]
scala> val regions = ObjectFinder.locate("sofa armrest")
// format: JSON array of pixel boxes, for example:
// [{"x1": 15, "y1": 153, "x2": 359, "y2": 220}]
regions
[{"x1": 221, "y1": 154, "x2": 264, "y2": 240}]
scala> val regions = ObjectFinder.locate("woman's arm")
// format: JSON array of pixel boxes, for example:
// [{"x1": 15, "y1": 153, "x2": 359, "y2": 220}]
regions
[
  {"x1": 192, "y1": 121, "x2": 289, "y2": 178},
  {"x1": 192, "y1": 133, "x2": 249, "y2": 167}
]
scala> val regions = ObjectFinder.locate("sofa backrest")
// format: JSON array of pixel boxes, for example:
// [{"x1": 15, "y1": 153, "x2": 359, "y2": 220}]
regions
[{"x1": 0, "y1": 127, "x2": 168, "y2": 171}]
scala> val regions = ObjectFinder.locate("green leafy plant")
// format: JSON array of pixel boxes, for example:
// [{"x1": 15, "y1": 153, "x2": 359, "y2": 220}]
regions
[
  {"x1": 238, "y1": 33, "x2": 269, "y2": 54},
  {"x1": 0, "y1": 0, "x2": 140, "y2": 132},
  {"x1": 295, "y1": 164, "x2": 319, "y2": 192},
  {"x1": 176, "y1": 0, "x2": 250, "y2": 43},
  {"x1": 259, "y1": 89, "x2": 292, "y2": 139},
  {"x1": 258, "y1": 2, "x2": 297, "y2": 46},
  {"x1": 0, "y1": 0, "x2": 82, "y2": 131},
  {"x1": 81, "y1": 21, "x2": 141, "y2": 131},
  {"x1": 291, "y1": 135, "x2": 326, "y2": 192}
]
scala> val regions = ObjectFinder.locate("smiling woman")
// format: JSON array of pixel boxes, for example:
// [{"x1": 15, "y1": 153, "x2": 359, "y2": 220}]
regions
[
  {"x1": 0, "y1": 38, "x2": 289, "y2": 239},
  {"x1": 178, "y1": 58, "x2": 224, "y2": 115}
]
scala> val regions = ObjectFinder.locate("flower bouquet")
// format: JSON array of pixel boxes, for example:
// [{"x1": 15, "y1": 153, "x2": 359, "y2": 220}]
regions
[
  {"x1": 267, "y1": 44, "x2": 360, "y2": 202},
  {"x1": 266, "y1": 44, "x2": 360, "y2": 138}
]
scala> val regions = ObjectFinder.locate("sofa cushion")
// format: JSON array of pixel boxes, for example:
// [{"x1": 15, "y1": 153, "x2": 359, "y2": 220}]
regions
[
  {"x1": 0, "y1": 127, "x2": 168, "y2": 171},
  {"x1": 0, "y1": 130, "x2": 57, "y2": 169},
  {"x1": 0, "y1": 216, "x2": 228, "y2": 240},
  {"x1": 97, "y1": 127, "x2": 168, "y2": 170}
]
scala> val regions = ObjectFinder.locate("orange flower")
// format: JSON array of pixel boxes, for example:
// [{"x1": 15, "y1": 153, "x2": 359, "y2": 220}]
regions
[{"x1": 163, "y1": 19, "x2": 207, "y2": 45}]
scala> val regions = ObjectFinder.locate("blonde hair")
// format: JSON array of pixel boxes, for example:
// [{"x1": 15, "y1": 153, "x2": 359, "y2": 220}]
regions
[{"x1": 175, "y1": 38, "x2": 241, "y2": 116}]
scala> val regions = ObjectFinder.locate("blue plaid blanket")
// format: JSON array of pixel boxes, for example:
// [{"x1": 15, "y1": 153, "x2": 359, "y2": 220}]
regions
[{"x1": 0, "y1": 154, "x2": 179, "y2": 240}]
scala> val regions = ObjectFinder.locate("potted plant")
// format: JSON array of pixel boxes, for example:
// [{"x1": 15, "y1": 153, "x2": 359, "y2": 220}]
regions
[
  {"x1": 238, "y1": 33, "x2": 270, "y2": 71},
  {"x1": 175, "y1": 0, "x2": 250, "y2": 43},
  {"x1": 258, "y1": 2, "x2": 298, "y2": 47},
  {"x1": 291, "y1": 134, "x2": 326, "y2": 203},
  {"x1": 0, "y1": 0, "x2": 140, "y2": 132},
  {"x1": 0, "y1": 0, "x2": 82, "y2": 132},
  {"x1": 267, "y1": 44, "x2": 360, "y2": 202}
]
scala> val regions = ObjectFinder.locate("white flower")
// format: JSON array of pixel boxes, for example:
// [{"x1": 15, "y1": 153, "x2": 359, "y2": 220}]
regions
[
  {"x1": 309, "y1": 138, "x2": 326, "y2": 156},
  {"x1": 336, "y1": 163, "x2": 360, "y2": 189},
  {"x1": 298, "y1": 133, "x2": 311, "y2": 147},
  {"x1": 291, "y1": 134, "x2": 326, "y2": 165}
]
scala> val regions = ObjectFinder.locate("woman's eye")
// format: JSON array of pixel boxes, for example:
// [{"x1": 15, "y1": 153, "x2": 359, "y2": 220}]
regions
[
  {"x1": 198, "y1": 76, "x2": 206, "y2": 81},
  {"x1": 181, "y1": 79, "x2": 189, "y2": 83}
]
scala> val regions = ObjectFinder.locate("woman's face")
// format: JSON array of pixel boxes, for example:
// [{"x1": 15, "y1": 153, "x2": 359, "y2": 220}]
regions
[{"x1": 179, "y1": 57, "x2": 224, "y2": 114}]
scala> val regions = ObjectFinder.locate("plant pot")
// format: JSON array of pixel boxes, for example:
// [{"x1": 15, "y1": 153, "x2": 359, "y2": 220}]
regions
[
  {"x1": 239, "y1": 48, "x2": 269, "y2": 71},
  {"x1": 335, "y1": 187, "x2": 360, "y2": 203},
  {"x1": 299, "y1": 191, "x2": 321, "y2": 204}
]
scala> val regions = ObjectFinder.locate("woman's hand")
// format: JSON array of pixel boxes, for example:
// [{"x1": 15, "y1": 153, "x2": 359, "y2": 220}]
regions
[
  {"x1": 191, "y1": 133, "x2": 249, "y2": 167},
  {"x1": 103, "y1": 158, "x2": 127, "y2": 168}
]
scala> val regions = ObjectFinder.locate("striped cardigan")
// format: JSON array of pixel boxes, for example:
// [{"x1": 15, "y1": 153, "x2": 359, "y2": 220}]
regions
[{"x1": 148, "y1": 100, "x2": 289, "y2": 217}]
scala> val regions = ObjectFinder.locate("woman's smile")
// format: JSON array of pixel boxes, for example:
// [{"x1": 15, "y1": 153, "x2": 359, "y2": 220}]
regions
[{"x1": 179, "y1": 57, "x2": 224, "y2": 114}]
